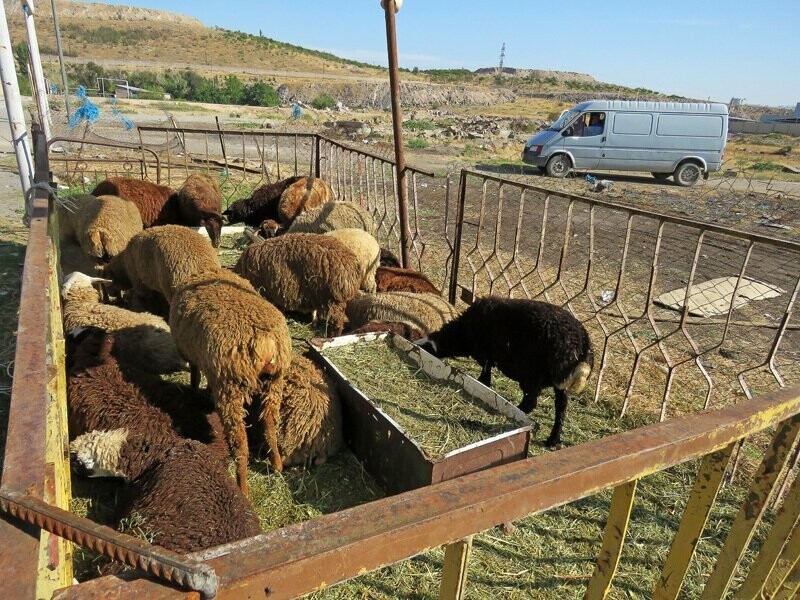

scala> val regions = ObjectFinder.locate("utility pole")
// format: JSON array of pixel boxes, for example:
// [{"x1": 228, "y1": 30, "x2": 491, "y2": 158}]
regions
[
  {"x1": 50, "y1": 0, "x2": 70, "y2": 121},
  {"x1": 498, "y1": 42, "x2": 505, "y2": 72},
  {"x1": 21, "y1": 0, "x2": 51, "y2": 138},
  {"x1": 0, "y1": 2, "x2": 34, "y2": 208}
]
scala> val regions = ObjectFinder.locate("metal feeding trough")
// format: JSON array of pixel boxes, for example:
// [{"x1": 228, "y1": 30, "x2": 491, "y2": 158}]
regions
[{"x1": 308, "y1": 332, "x2": 534, "y2": 495}]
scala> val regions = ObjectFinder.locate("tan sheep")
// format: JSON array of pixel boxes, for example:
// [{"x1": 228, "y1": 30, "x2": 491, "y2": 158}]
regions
[
  {"x1": 346, "y1": 291, "x2": 461, "y2": 335},
  {"x1": 104, "y1": 225, "x2": 221, "y2": 307},
  {"x1": 277, "y1": 176, "x2": 335, "y2": 225},
  {"x1": 169, "y1": 268, "x2": 292, "y2": 495},
  {"x1": 249, "y1": 354, "x2": 343, "y2": 468},
  {"x1": 233, "y1": 233, "x2": 361, "y2": 335},
  {"x1": 58, "y1": 194, "x2": 143, "y2": 259},
  {"x1": 286, "y1": 201, "x2": 375, "y2": 235},
  {"x1": 324, "y1": 228, "x2": 380, "y2": 293}
]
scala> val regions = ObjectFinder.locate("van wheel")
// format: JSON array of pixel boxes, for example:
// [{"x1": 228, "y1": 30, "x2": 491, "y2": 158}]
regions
[
  {"x1": 651, "y1": 172, "x2": 670, "y2": 181},
  {"x1": 546, "y1": 155, "x2": 571, "y2": 178},
  {"x1": 674, "y1": 162, "x2": 702, "y2": 187}
]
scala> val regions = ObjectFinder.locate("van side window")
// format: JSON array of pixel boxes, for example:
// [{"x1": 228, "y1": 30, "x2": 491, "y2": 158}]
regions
[
  {"x1": 584, "y1": 112, "x2": 605, "y2": 136},
  {"x1": 612, "y1": 113, "x2": 653, "y2": 135}
]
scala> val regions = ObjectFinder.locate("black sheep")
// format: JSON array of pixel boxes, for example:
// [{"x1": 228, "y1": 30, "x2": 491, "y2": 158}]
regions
[
  {"x1": 416, "y1": 296, "x2": 594, "y2": 446},
  {"x1": 222, "y1": 175, "x2": 304, "y2": 227}
]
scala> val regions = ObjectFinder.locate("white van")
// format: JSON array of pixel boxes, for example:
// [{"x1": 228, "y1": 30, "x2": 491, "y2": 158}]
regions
[{"x1": 521, "y1": 101, "x2": 729, "y2": 186}]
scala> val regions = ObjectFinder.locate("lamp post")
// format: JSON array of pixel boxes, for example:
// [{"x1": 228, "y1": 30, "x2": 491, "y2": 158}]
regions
[{"x1": 381, "y1": 0, "x2": 410, "y2": 268}]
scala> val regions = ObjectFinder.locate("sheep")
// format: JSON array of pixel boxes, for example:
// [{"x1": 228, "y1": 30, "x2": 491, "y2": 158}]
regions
[
  {"x1": 91, "y1": 177, "x2": 178, "y2": 227},
  {"x1": 347, "y1": 320, "x2": 426, "y2": 341},
  {"x1": 286, "y1": 201, "x2": 376, "y2": 236},
  {"x1": 70, "y1": 428, "x2": 261, "y2": 554},
  {"x1": 345, "y1": 291, "x2": 460, "y2": 336},
  {"x1": 375, "y1": 266, "x2": 441, "y2": 295},
  {"x1": 223, "y1": 175, "x2": 304, "y2": 227},
  {"x1": 415, "y1": 296, "x2": 594, "y2": 447},
  {"x1": 103, "y1": 225, "x2": 221, "y2": 307},
  {"x1": 169, "y1": 268, "x2": 292, "y2": 495},
  {"x1": 176, "y1": 173, "x2": 224, "y2": 248},
  {"x1": 66, "y1": 329, "x2": 226, "y2": 459},
  {"x1": 277, "y1": 176, "x2": 335, "y2": 225},
  {"x1": 58, "y1": 194, "x2": 143, "y2": 259},
  {"x1": 248, "y1": 354, "x2": 343, "y2": 468},
  {"x1": 233, "y1": 233, "x2": 361, "y2": 335},
  {"x1": 379, "y1": 248, "x2": 402, "y2": 268},
  {"x1": 257, "y1": 218, "x2": 282, "y2": 239},
  {"x1": 91, "y1": 175, "x2": 224, "y2": 248},
  {"x1": 324, "y1": 228, "x2": 380, "y2": 293},
  {"x1": 61, "y1": 271, "x2": 186, "y2": 374}
]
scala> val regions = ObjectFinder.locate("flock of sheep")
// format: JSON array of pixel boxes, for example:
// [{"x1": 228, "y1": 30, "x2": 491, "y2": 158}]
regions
[{"x1": 58, "y1": 171, "x2": 594, "y2": 559}]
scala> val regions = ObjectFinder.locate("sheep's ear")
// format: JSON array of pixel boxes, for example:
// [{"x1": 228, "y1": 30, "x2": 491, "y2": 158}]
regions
[{"x1": 89, "y1": 277, "x2": 113, "y2": 285}]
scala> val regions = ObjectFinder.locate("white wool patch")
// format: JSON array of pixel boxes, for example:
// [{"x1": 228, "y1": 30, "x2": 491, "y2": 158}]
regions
[{"x1": 70, "y1": 428, "x2": 129, "y2": 478}]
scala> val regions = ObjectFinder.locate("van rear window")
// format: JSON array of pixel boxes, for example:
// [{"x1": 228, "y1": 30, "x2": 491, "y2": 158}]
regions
[
  {"x1": 612, "y1": 113, "x2": 653, "y2": 135},
  {"x1": 656, "y1": 115, "x2": 724, "y2": 137}
]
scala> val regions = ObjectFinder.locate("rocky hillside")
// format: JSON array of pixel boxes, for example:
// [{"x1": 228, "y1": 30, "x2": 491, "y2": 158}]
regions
[{"x1": 2, "y1": 0, "x2": 204, "y2": 27}]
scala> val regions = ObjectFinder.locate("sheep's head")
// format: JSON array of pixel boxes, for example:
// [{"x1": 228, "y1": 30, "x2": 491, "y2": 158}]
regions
[
  {"x1": 70, "y1": 429, "x2": 129, "y2": 478},
  {"x1": 258, "y1": 219, "x2": 282, "y2": 239},
  {"x1": 201, "y1": 211, "x2": 223, "y2": 248},
  {"x1": 414, "y1": 336, "x2": 440, "y2": 356},
  {"x1": 62, "y1": 271, "x2": 113, "y2": 299}
]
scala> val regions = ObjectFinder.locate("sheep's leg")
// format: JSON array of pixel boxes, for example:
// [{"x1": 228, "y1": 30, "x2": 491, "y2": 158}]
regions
[
  {"x1": 478, "y1": 360, "x2": 493, "y2": 386},
  {"x1": 517, "y1": 385, "x2": 541, "y2": 413},
  {"x1": 546, "y1": 389, "x2": 568, "y2": 447},
  {"x1": 259, "y1": 386, "x2": 284, "y2": 473},
  {"x1": 216, "y1": 386, "x2": 250, "y2": 496},
  {"x1": 190, "y1": 364, "x2": 201, "y2": 391}
]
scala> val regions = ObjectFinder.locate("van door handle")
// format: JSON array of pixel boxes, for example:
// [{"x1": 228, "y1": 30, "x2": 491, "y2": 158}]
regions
[{"x1": 602, "y1": 136, "x2": 607, "y2": 142}]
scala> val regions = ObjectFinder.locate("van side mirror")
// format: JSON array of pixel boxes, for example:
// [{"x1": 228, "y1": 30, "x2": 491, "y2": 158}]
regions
[{"x1": 562, "y1": 127, "x2": 573, "y2": 137}]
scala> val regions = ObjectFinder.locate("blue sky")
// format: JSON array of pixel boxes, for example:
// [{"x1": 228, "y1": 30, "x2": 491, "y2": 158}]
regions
[{"x1": 90, "y1": 1, "x2": 798, "y2": 107}]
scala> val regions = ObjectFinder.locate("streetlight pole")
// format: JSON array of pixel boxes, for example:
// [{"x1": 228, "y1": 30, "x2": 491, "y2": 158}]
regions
[
  {"x1": 50, "y1": 0, "x2": 70, "y2": 121},
  {"x1": 382, "y1": 0, "x2": 411, "y2": 268}
]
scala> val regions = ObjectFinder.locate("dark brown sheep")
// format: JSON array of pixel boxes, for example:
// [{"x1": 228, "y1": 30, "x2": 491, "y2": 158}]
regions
[
  {"x1": 375, "y1": 266, "x2": 441, "y2": 295},
  {"x1": 91, "y1": 177, "x2": 179, "y2": 228},
  {"x1": 176, "y1": 173, "x2": 224, "y2": 247},
  {"x1": 223, "y1": 175, "x2": 304, "y2": 227}
]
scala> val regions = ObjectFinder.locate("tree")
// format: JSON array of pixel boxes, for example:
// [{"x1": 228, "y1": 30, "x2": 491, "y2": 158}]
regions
[
  {"x1": 13, "y1": 42, "x2": 29, "y2": 74},
  {"x1": 221, "y1": 74, "x2": 245, "y2": 105},
  {"x1": 243, "y1": 81, "x2": 279, "y2": 107}
]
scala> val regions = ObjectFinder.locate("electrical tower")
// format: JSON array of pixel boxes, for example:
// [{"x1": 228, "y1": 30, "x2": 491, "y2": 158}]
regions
[{"x1": 498, "y1": 42, "x2": 506, "y2": 71}]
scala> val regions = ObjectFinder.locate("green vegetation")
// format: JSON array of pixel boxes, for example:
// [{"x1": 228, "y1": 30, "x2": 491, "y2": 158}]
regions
[
  {"x1": 419, "y1": 68, "x2": 476, "y2": 84},
  {"x1": 62, "y1": 23, "x2": 161, "y2": 46},
  {"x1": 311, "y1": 93, "x2": 336, "y2": 110},
  {"x1": 402, "y1": 119, "x2": 436, "y2": 132},
  {"x1": 407, "y1": 137, "x2": 429, "y2": 149},
  {"x1": 750, "y1": 161, "x2": 784, "y2": 172}
]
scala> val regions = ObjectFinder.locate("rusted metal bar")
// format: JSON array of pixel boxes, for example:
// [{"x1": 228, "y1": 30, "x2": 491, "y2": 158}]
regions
[
  {"x1": 448, "y1": 172, "x2": 468, "y2": 304},
  {"x1": 700, "y1": 414, "x2": 800, "y2": 599},
  {"x1": 138, "y1": 125, "x2": 316, "y2": 139},
  {"x1": 56, "y1": 387, "x2": 800, "y2": 600},
  {"x1": 320, "y1": 135, "x2": 435, "y2": 178},
  {"x1": 584, "y1": 480, "x2": 638, "y2": 599},
  {"x1": 763, "y1": 529, "x2": 800, "y2": 598},
  {"x1": 0, "y1": 491, "x2": 218, "y2": 599},
  {"x1": 654, "y1": 442, "x2": 735, "y2": 600},
  {"x1": 314, "y1": 134, "x2": 321, "y2": 177}
]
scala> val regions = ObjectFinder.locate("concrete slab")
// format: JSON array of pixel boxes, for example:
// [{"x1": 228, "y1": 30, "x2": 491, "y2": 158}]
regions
[{"x1": 654, "y1": 276, "x2": 785, "y2": 317}]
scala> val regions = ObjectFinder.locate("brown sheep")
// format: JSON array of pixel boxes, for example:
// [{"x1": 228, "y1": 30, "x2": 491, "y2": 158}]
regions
[
  {"x1": 91, "y1": 177, "x2": 179, "y2": 227},
  {"x1": 169, "y1": 268, "x2": 292, "y2": 494},
  {"x1": 248, "y1": 354, "x2": 343, "y2": 468},
  {"x1": 70, "y1": 428, "x2": 260, "y2": 554},
  {"x1": 325, "y1": 229, "x2": 380, "y2": 293},
  {"x1": 104, "y1": 225, "x2": 221, "y2": 308},
  {"x1": 222, "y1": 175, "x2": 304, "y2": 227},
  {"x1": 277, "y1": 176, "x2": 335, "y2": 225},
  {"x1": 176, "y1": 173, "x2": 224, "y2": 247},
  {"x1": 233, "y1": 233, "x2": 361, "y2": 335},
  {"x1": 375, "y1": 266, "x2": 441, "y2": 295},
  {"x1": 58, "y1": 194, "x2": 143, "y2": 259},
  {"x1": 346, "y1": 291, "x2": 461, "y2": 335}
]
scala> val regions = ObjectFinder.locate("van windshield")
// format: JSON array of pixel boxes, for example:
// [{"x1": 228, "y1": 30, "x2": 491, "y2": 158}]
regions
[{"x1": 549, "y1": 109, "x2": 580, "y2": 131}]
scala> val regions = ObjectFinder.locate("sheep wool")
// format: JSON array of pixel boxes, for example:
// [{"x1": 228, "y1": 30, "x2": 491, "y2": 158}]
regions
[
  {"x1": 61, "y1": 272, "x2": 186, "y2": 374},
  {"x1": 375, "y1": 266, "x2": 441, "y2": 295},
  {"x1": 91, "y1": 177, "x2": 178, "y2": 227},
  {"x1": 277, "y1": 176, "x2": 335, "y2": 225},
  {"x1": 104, "y1": 225, "x2": 221, "y2": 304},
  {"x1": 223, "y1": 175, "x2": 304, "y2": 227},
  {"x1": 346, "y1": 291, "x2": 460, "y2": 335},
  {"x1": 348, "y1": 320, "x2": 426, "y2": 341},
  {"x1": 58, "y1": 194, "x2": 143, "y2": 259},
  {"x1": 169, "y1": 268, "x2": 292, "y2": 494},
  {"x1": 324, "y1": 228, "x2": 380, "y2": 293},
  {"x1": 287, "y1": 201, "x2": 376, "y2": 236},
  {"x1": 233, "y1": 233, "x2": 361, "y2": 335},
  {"x1": 176, "y1": 173, "x2": 224, "y2": 247}
]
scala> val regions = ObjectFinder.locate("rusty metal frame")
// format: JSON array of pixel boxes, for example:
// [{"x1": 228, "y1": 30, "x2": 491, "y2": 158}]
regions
[
  {"x1": 48, "y1": 136, "x2": 162, "y2": 185},
  {"x1": 51, "y1": 386, "x2": 800, "y2": 599}
]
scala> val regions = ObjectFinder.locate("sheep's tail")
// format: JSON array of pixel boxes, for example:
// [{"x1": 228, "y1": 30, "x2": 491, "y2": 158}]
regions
[{"x1": 561, "y1": 361, "x2": 592, "y2": 394}]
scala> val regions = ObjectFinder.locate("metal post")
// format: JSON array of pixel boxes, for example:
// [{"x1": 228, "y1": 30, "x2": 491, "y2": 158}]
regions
[
  {"x1": 382, "y1": 0, "x2": 411, "y2": 268},
  {"x1": 0, "y1": 2, "x2": 34, "y2": 205},
  {"x1": 50, "y1": 0, "x2": 69, "y2": 121},
  {"x1": 21, "y1": 0, "x2": 51, "y2": 138}
]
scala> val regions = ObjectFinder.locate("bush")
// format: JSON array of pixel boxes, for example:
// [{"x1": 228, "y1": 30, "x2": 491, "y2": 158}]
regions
[
  {"x1": 244, "y1": 82, "x2": 279, "y2": 107},
  {"x1": 311, "y1": 93, "x2": 336, "y2": 110},
  {"x1": 407, "y1": 137, "x2": 428, "y2": 149},
  {"x1": 17, "y1": 74, "x2": 32, "y2": 96},
  {"x1": 403, "y1": 119, "x2": 436, "y2": 132}
]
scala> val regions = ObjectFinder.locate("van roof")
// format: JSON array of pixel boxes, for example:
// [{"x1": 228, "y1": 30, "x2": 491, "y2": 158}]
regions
[{"x1": 573, "y1": 100, "x2": 729, "y2": 115}]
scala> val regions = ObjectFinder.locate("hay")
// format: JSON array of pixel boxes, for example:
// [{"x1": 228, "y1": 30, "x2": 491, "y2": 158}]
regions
[
  {"x1": 217, "y1": 231, "x2": 251, "y2": 267},
  {"x1": 321, "y1": 338, "x2": 520, "y2": 458}
]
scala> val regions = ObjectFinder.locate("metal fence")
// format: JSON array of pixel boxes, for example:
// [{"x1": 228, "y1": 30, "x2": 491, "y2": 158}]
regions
[{"x1": 446, "y1": 169, "x2": 800, "y2": 423}]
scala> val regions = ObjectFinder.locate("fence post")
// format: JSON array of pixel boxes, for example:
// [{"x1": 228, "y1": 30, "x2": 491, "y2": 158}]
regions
[
  {"x1": 439, "y1": 536, "x2": 473, "y2": 600},
  {"x1": 448, "y1": 170, "x2": 468, "y2": 305}
]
